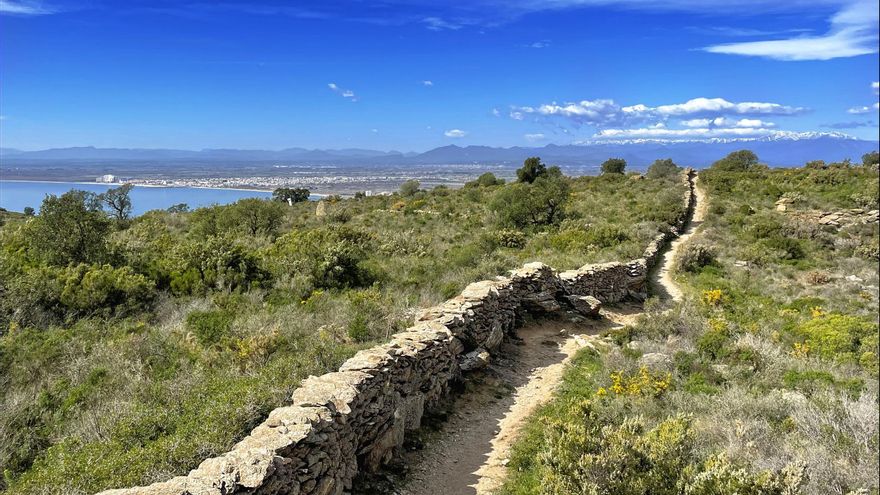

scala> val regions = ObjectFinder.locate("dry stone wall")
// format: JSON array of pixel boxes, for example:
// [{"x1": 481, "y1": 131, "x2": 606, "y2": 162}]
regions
[{"x1": 99, "y1": 169, "x2": 695, "y2": 495}]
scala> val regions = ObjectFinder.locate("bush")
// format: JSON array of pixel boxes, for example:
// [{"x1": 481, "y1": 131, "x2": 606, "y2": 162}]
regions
[
  {"x1": 710, "y1": 150, "x2": 759, "y2": 171},
  {"x1": 465, "y1": 172, "x2": 505, "y2": 188},
  {"x1": 675, "y1": 243, "x2": 716, "y2": 273},
  {"x1": 489, "y1": 175, "x2": 569, "y2": 228},
  {"x1": 516, "y1": 157, "x2": 547, "y2": 183},
  {"x1": 185, "y1": 310, "x2": 233, "y2": 347},
  {"x1": 493, "y1": 229, "x2": 527, "y2": 248},
  {"x1": 58, "y1": 264, "x2": 155, "y2": 317},
  {"x1": 600, "y1": 157, "x2": 626, "y2": 175},
  {"x1": 172, "y1": 236, "x2": 267, "y2": 294},
  {"x1": 399, "y1": 179, "x2": 420, "y2": 196},
  {"x1": 646, "y1": 158, "x2": 680, "y2": 179},
  {"x1": 28, "y1": 190, "x2": 111, "y2": 266},
  {"x1": 794, "y1": 314, "x2": 878, "y2": 364}
]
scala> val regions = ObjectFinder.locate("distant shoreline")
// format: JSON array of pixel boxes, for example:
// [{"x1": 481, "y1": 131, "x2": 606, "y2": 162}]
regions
[{"x1": 0, "y1": 178, "x2": 284, "y2": 194}]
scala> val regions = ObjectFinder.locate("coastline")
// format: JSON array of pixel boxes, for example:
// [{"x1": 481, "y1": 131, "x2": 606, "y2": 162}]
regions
[{"x1": 0, "y1": 179, "x2": 284, "y2": 194}]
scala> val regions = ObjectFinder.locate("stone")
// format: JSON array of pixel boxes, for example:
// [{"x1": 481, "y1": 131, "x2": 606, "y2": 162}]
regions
[
  {"x1": 638, "y1": 352, "x2": 672, "y2": 370},
  {"x1": 459, "y1": 349, "x2": 491, "y2": 372},
  {"x1": 565, "y1": 295, "x2": 602, "y2": 317}
]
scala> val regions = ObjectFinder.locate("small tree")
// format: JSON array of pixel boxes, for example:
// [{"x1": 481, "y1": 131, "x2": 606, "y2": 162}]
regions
[
  {"x1": 711, "y1": 150, "x2": 759, "y2": 171},
  {"x1": 23, "y1": 206, "x2": 35, "y2": 216},
  {"x1": 645, "y1": 158, "x2": 680, "y2": 179},
  {"x1": 399, "y1": 179, "x2": 420, "y2": 197},
  {"x1": 99, "y1": 184, "x2": 134, "y2": 222},
  {"x1": 226, "y1": 198, "x2": 285, "y2": 237},
  {"x1": 273, "y1": 187, "x2": 310, "y2": 204},
  {"x1": 490, "y1": 174, "x2": 570, "y2": 227},
  {"x1": 29, "y1": 190, "x2": 110, "y2": 265},
  {"x1": 517, "y1": 157, "x2": 547, "y2": 183},
  {"x1": 466, "y1": 172, "x2": 505, "y2": 188},
  {"x1": 862, "y1": 151, "x2": 879, "y2": 167},
  {"x1": 167, "y1": 203, "x2": 189, "y2": 213},
  {"x1": 600, "y1": 158, "x2": 627, "y2": 175}
]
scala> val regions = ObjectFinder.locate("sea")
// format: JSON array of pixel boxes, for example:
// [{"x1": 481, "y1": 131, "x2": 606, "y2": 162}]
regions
[{"x1": 0, "y1": 180, "x2": 280, "y2": 216}]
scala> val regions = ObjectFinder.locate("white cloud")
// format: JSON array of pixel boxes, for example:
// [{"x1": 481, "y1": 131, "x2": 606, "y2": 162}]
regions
[
  {"x1": 703, "y1": 0, "x2": 878, "y2": 61},
  {"x1": 847, "y1": 102, "x2": 880, "y2": 114},
  {"x1": 529, "y1": 40, "x2": 551, "y2": 48},
  {"x1": 681, "y1": 118, "x2": 711, "y2": 127},
  {"x1": 654, "y1": 98, "x2": 803, "y2": 116},
  {"x1": 524, "y1": 133, "x2": 545, "y2": 142},
  {"x1": 873, "y1": 81, "x2": 879, "y2": 94},
  {"x1": 423, "y1": 17, "x2": 462, "y2": 30},
  {"x1": 512, "y1": 96, "x2": 804, "y2": 127},
  {"x1": 444, "y1": 129, "x2": 467, "y2": 138},
  {"x1": 328, "y1": 82, "x2": 357, "y2": 101},
  {"x1": 594, "y1": 126, "x2": 777, "y2": 139},
  {"x1": 491, "y1": 108, "x2": 501, "y2": 117},
  {"x1": 0, "y1": 0, "x2": 53, "y2": 15},
  {"x1": 422, "y1": 80, "x2": 434, "y2": 86}
]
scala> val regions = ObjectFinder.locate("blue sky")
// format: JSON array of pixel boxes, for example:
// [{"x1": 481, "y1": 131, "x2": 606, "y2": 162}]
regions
[{"x1": 0, "y1": 0, "x2": 878, "y2": 151}]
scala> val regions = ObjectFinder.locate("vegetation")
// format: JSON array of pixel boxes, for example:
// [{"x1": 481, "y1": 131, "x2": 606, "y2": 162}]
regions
[
  {"x1": 600, "y1": 157, "x2": 627, "y2": 175},
  {"x1": 272, "y1": 187, "x2": 310, "y2": 204},
  {"x1": 499, "y1": 152, "x2": 879, "y2": 495},
  {"x1": 0, "y1": 158, "x2": 688, "y2": 494}
]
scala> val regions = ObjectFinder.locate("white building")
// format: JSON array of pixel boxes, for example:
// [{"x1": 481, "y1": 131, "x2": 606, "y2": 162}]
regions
[{"x1": 96, "y1": 174, "x2": 116, "y2": 183}]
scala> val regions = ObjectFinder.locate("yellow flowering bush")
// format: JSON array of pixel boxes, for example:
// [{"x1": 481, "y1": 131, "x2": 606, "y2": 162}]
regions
[
  {"x1": 600, "y1": 367, "x2": 672, "y2": 398},
  {"x1": 702, "y1": 289, "x2": 723, "y2": 306}
]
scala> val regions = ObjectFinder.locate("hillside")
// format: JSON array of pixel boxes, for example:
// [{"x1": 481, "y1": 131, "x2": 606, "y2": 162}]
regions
[
  {"x1": 498, "y1": 155, "x2": 879, "y2": 495},
  {"x1": 0, "y1": 161, "x2": 688, "y2": 494}
]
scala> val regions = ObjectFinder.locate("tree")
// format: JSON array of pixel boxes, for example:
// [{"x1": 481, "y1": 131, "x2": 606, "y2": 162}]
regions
[
  {"x1": 99, "y1": 184, "x2": 134, "y2": 222},
  {"x1": 490, "y1": 173, "x2": 570, "y2": 228},
  {"x1": 710, "y1": 150, "x2": 759, "y2": 171},
  {"x1": 862, "y1": 151, "x2": 879, "y2": 167},
  {"x1": 29, "y1": 190, "x2": 110, "y2": 265},
  {"x1": 645, "y1": 158, "x2": 680, "y2": 179},
  {"x1": 23, "y1": 207, "x2": 35, "y2": 216},
  {"x1": 167, "y1": 203, "x2": 189, "y2": 213},
  {"x1": 399, "y1": 179, "x2": 420, "y2": 196},
  {"x1": 226, "y1": 198, "x2": 285, "y2": 237},
  {"x1": 465, "y1": 172, "x2": 505, "y2": 188},
  {"x1": 600, "y1": 158, "x2": 627, "y2": 175},
  {"x1": 273, "y1": 187, "x2": 310, "y2": 204},
  {"x1": 517, "y1": 157, "x2": 547, "y2": 183}
]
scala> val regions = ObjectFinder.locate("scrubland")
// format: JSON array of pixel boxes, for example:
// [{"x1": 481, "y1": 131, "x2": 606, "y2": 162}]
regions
[
  {"x1": 498, "y1": 152, "x2": 879, "y2": 495},
  {"x1": 0, "y1": 162, "x2": 687, "y2": 493}
]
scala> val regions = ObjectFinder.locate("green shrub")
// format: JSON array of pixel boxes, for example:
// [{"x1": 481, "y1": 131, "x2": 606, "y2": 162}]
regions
[
  {"x1": 646, "y1": 158, "x2": 680, "y2": 179},
  {"x1": 185, "y1": 310, "x2": 233, "y2": 347},
  {"x1": 674, "y1": 243, "x2": 716, "y2": 273},
  {"x1": 794, "y1": 314, "x2": 878, "y2": 364},
  {"x1": 58, "y1": 264, "x2": 155, "y2": 317}
]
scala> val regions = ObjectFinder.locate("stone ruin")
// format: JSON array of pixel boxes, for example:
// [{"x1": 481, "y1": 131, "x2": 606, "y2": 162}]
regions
[{"x1": 98, "y1": 170, "x2": 696, "y2": 495}]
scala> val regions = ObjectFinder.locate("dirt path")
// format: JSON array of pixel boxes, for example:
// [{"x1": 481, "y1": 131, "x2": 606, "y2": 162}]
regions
[
  {"x1": 376, "y1": 177, "x2": 706, "y2": 495},
  {"x1": 652, "y1": 176, "x2": 708, "y2": 302},
  {"x1": 394, "y1": 305, "x2": 643, "y2": 495}
]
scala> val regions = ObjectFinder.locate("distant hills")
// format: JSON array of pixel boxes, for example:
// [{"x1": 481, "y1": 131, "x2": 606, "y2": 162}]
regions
[{"x1": 2, "y1": 132, "x2": 877, "y2": 169}]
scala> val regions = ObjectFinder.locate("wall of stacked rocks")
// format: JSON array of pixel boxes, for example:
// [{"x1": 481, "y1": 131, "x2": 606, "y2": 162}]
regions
[{"x1": 99, "y1": 169, "x2": 695, "y2": 495}]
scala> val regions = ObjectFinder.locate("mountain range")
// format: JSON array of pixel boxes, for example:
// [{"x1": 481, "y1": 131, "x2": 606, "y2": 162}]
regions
[{"x1": 1, "y1": 132, "x2": 877, "y2": 169}]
